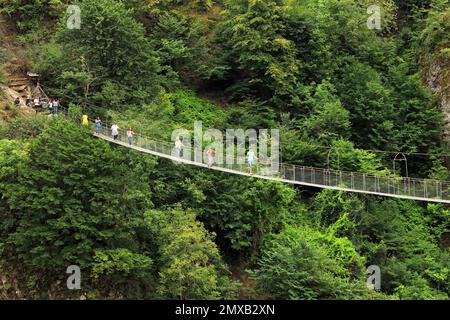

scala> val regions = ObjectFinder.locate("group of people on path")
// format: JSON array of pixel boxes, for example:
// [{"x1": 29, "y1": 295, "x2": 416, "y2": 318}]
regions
[
  {"x1": 91, "y1": 116, "x2": 135, "y2": 146},
  {"x1": 87, "y1": 116, "x2": 258, "y2": 176},
  {"x1": 15, "y1": 96, "x2": 260, "y2": 176},
  {"x1": 23, "y1": 96, "x2": 60, "y2": 113},
  {"x1": 174, "y1": 137, "x2": 258, "y2": 175},
  {"x1": 14, "y1": 96, "x2": 59, "y2": 114}
]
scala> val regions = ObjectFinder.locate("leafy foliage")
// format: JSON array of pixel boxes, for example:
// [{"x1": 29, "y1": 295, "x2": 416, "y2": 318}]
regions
[
  {"x1": 37, "y1": 0, "x2": 161, "y2": 109},
  {"x1": 0, "y1": 0, "x2": 449, "y2": 300},
  {"x1": 0, "y1": 119, "x2": 156, "y2": 294},
  {"x1": 251, "y1": 225, "x2": 368, "y2": 299},
  {"x1": 157, "y1": 209, "x2": 238, "y2": 299}
]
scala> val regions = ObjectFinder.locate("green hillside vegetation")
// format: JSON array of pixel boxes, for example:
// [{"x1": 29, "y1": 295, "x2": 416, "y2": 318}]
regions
[{"x1": 0, "y1": 0, "x2": 448, "y2": 299}]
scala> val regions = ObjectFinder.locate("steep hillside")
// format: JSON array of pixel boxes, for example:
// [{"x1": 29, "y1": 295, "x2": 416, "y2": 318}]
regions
[
  {"x1": 421, "y1": 8, "x2": 450, "y2": 146},
  {"x1": 0, "y1": 13, "x2": 33, "y2": 110},
  {"x1": 0, "y1": 0, "x2": 448, "y2": 301}
]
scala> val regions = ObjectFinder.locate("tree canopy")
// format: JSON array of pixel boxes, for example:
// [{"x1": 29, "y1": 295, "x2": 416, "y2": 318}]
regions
[{"x1": 0, "y1": 0, "x2": 448, "y2": 300}]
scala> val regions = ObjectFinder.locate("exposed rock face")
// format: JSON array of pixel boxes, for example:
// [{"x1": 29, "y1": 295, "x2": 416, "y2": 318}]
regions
[
  {"x1": 424, "y1": 56, "x2": 450, "y2": 146},
  {"x1": 0, "y1": 85, "x2": 34, "y2": 111},
  {"x1": 0, "y1": 14, "x2": 34, "y2": 112},
  {"x1": 6, "y1": 67, "x2": 33, "y2": 101}
]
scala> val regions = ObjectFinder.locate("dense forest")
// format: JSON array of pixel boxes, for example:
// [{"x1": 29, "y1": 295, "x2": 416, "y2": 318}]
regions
[{"x1": 0, "y1": 0, "x2": 449, "y2": 299}]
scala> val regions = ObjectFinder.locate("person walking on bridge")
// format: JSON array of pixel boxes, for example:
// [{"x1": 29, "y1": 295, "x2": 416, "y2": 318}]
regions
[
  {"x1": 175, "y1": 137, "x2": 184, "y2": 158},
  {"x1": 207, "y1": 147, "x2": 215, "y2": 168},
  {"x1": 247, "y1": 147, "x2": 257, "y2": 176},
  {"x1": 127, "y1": 128, "x2": 134, "y2": 145},
  {"x1": 111, "y1": 123, "x2": 120, "y2": 140},
  {"x1": 82, "y1": 114, "x2": 89, "y2": 126},
  {"x1": 95, "y1": 117, "x2": 102, "y2": 135}
]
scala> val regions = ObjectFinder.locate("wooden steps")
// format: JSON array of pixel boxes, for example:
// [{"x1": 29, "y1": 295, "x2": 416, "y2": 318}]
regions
[
  {"x1": 7, "y1": 71, "x2": 32, "y2": 99},
  {"x1": 8, "y1": 79, "x2": 31, "y2": 99}
]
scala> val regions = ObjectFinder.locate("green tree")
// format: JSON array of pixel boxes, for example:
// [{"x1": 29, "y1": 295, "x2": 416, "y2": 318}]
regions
[
  {"x1": 328, "y1": 139, "x2": 391, "y2": 174},
  {"x1": 387, "y1": 62, "x2": 443, "y2": 154},
  {"x1": 150, "y1": 12, "x2": 191, "y2": 88},
  {"x1": 184, "y1": 172, "x2": 296, "y2": 253},
  {"x1": 52, "y1": 0, "x2": 161, "y2": 108},
  {"x1": 0, "y1": 118, "x2": 157, "y2": 297},
  {"x1": 336, "y1": 60, "x2": 395, "y2": 149},
  {"x1": 0, "y1": 0, "x2": 66, "y2": 31},
  {"x1": 301, "y1": 81, "x2": 351, "y2": 144},
  {"x1": 216, "y1": 0, "x2": 303, "y2": 110},
  {"x1": 157, "y1": 209, "x2": 238, "y2": 299},
  {"x1": 310, "y1": 191, "x2": 449, "y2": 299},
  {"x1": 251, "y1": 225, "x2": 368, "y2": 300}
]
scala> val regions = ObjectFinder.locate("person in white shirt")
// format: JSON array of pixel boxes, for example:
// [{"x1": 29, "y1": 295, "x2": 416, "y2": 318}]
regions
[
  {"x1": 247, "y1": 148, "x2": 258, "y2": 176},
  {"x1": 48, "y1": 99, "x2": 53, "y2": 112},
  {"x1": 206, "y1": 147, "x2": 215, "y2": 167},
  {"x1": 33, "y1": 97, "x2": 40, "y2": 108},
  {"x1": 111, "y1": 124, "x2": 120, "y2": 140},
  {"x1": 175, "y1": 137, "x2": 184, "y2": 158}
]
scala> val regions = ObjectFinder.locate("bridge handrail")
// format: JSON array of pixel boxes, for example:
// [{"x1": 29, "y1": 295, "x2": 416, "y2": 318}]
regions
[{"x1": 57, "y1": 106, "x2": 450, "y2": 203}]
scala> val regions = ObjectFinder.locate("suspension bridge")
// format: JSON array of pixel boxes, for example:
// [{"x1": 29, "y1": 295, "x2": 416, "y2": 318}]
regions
[{"x1": 87, "y1": 118, "x2": 450, "y2": 204}]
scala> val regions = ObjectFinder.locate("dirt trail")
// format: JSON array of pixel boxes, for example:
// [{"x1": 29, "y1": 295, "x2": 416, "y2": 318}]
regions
[{"x1": 0, "y1": 14, "x2": 34, "y2": 108}]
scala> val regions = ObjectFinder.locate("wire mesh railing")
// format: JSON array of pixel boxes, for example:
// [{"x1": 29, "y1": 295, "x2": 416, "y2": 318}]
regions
[{"x1": 59, "y1": 106, "x2": 450, "y2": 203}]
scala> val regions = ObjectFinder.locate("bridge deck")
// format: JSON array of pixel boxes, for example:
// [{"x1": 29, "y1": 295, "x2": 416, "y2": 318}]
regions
[{"x1": 93, "y1": 129, "x2": 450, "y2": 204}]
